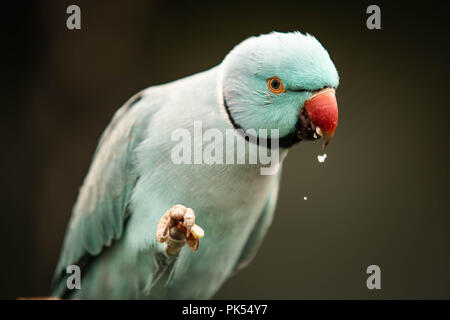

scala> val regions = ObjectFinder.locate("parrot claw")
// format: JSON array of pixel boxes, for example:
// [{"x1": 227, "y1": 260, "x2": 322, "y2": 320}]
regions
[{"x1": 156, "y1": 204, "x2": 204, "y2": 256}]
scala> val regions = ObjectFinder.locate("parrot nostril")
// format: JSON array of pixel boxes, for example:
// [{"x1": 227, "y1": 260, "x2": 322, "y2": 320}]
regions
[{"x1": 311, "y1": 86, "x2": 333, "y2": 97}]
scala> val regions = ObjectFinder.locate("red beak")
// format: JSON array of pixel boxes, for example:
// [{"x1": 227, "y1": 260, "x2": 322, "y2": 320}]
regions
[{"x1": 304, "y1": 88, "x2": 338, "y2": 149}]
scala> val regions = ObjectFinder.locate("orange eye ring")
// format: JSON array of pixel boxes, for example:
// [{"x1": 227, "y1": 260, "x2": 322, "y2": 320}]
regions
[{"x1": 267, "y1": 76, "x2": 285, "y2": 94}]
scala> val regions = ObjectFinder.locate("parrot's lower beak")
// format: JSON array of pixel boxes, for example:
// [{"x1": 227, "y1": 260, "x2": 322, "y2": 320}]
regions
[{"x1": 304, "y1": 87, "x2": 338, "y2": 149}]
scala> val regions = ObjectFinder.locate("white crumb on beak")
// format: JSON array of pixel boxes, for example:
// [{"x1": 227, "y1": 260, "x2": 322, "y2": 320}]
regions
[
  {"x1": 303, "y1": 196, "x2": 307, "y2": 200},
  {"x1": 316, "y1": 127, "x2": 322, "y2": 137},
  {"x1": 317, "y1": 153, "x2": 327, "y2": 163}
]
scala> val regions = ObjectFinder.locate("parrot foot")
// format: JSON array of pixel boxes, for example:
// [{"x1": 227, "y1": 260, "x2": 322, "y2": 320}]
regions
[{"x1": 156, "y1": 204, "x2": 205, "y2": 256}]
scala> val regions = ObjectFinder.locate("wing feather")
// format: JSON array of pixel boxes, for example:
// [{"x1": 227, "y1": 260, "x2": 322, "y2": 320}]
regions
[{"x1": 52, "y1": 92, "x2": 151, "y2": 296}]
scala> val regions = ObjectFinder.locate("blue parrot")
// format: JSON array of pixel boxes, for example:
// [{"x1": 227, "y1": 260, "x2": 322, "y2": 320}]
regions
[{"x1": 52, "y1": 31, "x2": 339, "y2": 299}]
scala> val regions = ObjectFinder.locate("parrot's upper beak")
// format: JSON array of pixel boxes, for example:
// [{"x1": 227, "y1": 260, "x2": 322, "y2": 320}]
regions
[{"x1": 304, "y1": 87, "x2": 338, "y2": 149}]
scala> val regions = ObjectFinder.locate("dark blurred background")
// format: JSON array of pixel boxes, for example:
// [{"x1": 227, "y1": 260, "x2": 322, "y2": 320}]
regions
[{"x1": 1, "y1": 0, "x2": 449, "y2": 299}]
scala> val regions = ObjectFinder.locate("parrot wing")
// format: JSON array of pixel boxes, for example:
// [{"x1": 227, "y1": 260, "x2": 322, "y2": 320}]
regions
[
  {"x1": 51, "y1": 92, "x2": 151, "y2": 296},
  {"x1": 232, "y1": 168, "x2": 282, "y2": 274}
]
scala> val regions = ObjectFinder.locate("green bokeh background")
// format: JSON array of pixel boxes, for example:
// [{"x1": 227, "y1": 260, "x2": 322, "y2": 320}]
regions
[{"x1": 1, "y1": 0, "x2": 449, "y2": 299}]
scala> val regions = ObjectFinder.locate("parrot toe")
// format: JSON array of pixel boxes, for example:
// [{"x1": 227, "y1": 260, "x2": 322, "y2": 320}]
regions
[{"x1": 156, "y1": 204, "x2": 205, "y2": 256}]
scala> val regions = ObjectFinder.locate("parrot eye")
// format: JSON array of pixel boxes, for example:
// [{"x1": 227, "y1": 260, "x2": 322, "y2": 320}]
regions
[{"x1": 267, "y1": 77, "x2": 285, "y2": 94}]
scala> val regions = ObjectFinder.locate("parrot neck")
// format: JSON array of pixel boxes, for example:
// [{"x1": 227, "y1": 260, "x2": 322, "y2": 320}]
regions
[{"x1": 222, "y1": 96, "x2": 301, "y2": 149}]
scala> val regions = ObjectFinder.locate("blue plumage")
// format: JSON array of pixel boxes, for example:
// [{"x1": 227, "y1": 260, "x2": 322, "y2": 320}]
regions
[{"x1": 52, "y1": 31, "x2": 339, "y2": 299}]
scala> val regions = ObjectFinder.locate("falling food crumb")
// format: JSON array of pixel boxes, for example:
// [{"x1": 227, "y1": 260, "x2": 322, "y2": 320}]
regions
[
  {"x1": 303, "y1": 196, "x2": 307, "y2": 200},
  {"x1": 317, "y1": 153, "x2": 327, "y2": 163}
]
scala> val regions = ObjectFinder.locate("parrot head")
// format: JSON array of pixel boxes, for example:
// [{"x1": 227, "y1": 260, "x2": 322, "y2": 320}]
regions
[{"x1": 222, "y1": 31, "x2": 339, "y2": 149}]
